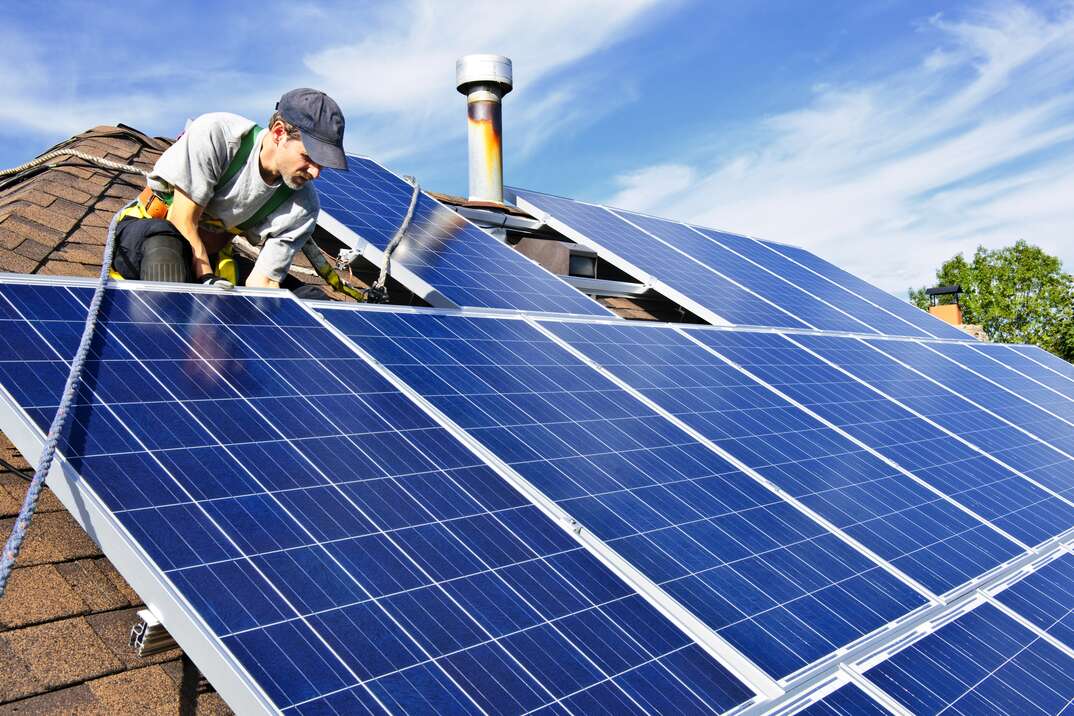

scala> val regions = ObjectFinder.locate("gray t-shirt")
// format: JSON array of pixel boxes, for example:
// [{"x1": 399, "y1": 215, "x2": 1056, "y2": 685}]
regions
[{"x1": 148, "y1": 112, "x2": 319, "y2": 283}]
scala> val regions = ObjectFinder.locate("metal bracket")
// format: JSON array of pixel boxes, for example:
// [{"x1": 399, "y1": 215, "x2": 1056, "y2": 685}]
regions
[{"x1": 129, "y1": 608, "x2": 178, "y2": 657}]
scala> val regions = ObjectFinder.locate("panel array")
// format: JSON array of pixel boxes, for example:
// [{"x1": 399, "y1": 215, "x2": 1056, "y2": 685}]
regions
[
  {"x1": 0, "y1": 282, "x2": 753, "y2": 715},
  {"x1": 511, "y1": 188, "x2": 810, "y2": 329},
  {"x1": 861, "y1": 602, "x2": 1074, "y2": 714},
  {"x1": 677, "y1": 227, "x2": 932, "y2": 339},
  {"x1": 994, "y1": 553, "x2": 1074, "y2": 650},
  {"x1": 975, "y1": 343, "x2": 1074, "y2": 401},
  {"x1": 756, "y1": 240, "x2": 971, "y2": 341},
  {"x1": 317, "y1": 158, "x2": 610, "y2": 316},
  {"x1": 609, "y1": 210, "x2": 877, "y2": 334},
  {"x1": 926, "y1": 342, "x2": 1074, "y2": 424},
  {"x1": 804, "y1": 336, "x2": 1074, "y2": 503},
  {"x1": 543, "y1": 320, "x2": 1022, "y2": 596},
  {"x1": 513, "y1": 187, "x2": 964, "y2": 338},
  {"x1": 688, "y1": 330, "x2": 1074, "y2": 548},
  {"x1": 322, "y1": 307, "x2": 927, "y2": 680}
]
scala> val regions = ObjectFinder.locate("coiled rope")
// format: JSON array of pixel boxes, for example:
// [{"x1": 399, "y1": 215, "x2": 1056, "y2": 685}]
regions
[{"x1": 0, "y1": 148, "x2": 147, "y2": 597}]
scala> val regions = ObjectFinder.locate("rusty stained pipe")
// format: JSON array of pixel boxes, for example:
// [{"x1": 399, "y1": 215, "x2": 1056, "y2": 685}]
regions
[{"x1": 457, "y1": 55, "x2": 512, "y2": 205}]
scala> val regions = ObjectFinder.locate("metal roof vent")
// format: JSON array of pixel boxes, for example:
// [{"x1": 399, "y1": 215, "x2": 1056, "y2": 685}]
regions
[{"x1": 456, "y1": 54, "x2": 513, "y2": 205}]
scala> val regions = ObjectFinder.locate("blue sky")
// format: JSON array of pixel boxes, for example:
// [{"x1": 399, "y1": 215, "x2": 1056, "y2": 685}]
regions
[{"x1": 2, "y1": 1, "x2": 1072, "y2": 294}]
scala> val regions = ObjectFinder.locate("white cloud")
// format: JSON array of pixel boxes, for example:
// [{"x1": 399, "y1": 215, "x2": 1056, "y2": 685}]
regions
[
  {"x1": 605, "y1": 2, "x2": 1074, "y2": 294},
  {"x1": 0, "y1": 0, "x2": 664, "y2": 168}
]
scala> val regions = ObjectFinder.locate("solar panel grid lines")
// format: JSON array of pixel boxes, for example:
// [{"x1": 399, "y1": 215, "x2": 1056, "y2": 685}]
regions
[
  {"x1": 511, "y1": 189, "x2": 809, "y2": 330},
  {"x1": 856, "y1": 338, "x2": 1074, "y2": 502},
  {"x1": 608, "y1": 211, "x2": 881, "y2": 336},
  {"x1": 118, "y1": 291, "x2": 755, "y2": 715},
  {"x1": 780, "y1": 680, "x2": 897, "y2": 716},
  {"x1": 83, "y1": 287, "x2": 760, "y2": 716},
  {"x1": 853, "y1": 599, "x2": 1074, "y2": 715},
  {"x1": 310, "y1": 303, "x2": 782, "y2": 703},
  {"x1": 317, "y1": 158, "x2": 612, "y2": 317},
  {"x1": 530, "y1": 319, "x2": 949, "y2": 604},
  {"x1": 971, "y1": 343, "x2": 1074, "y2": 403},
  {"x1": 605, "y1": 209, "x2": 841, "y2": 333},
  {"x1": 675, "y1": 226, "x2": 931, "y2": 341},
  {"x1": 766, "y1": 332, "x2": 1074, "y2": 547},
  {"x1": 1009, "y1": 344, "x2": 1074, "y2": 385},
  {"x1": 753, "y1": 241, "x2": 972, "y2": 342},
  {"x1": 0, "y1": 286, "x2": 343, "y2": 714},
  {"x1": 660, "y1": 327, "x2": 1032, "y2": 590},
  {"x1": 322, "y1": 305, "x2": 931, "y2": 683},
  {"x1": 931, "y1": 342, "x2": 1074, "y2": 426},
  {"x1": 0, "y1": 281, "x2": 761, "y2": 715},
  {"x1": 989, "y1": 550, "x2": 1074, "y2": 656}
]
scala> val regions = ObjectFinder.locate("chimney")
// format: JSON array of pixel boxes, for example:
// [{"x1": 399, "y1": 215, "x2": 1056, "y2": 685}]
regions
[
  {"x1": 926, "y1": 284, "x2": 963, "y2": 325},
  {"x1": 456, "y1": 54, "x2": 512, "y2": 205}
]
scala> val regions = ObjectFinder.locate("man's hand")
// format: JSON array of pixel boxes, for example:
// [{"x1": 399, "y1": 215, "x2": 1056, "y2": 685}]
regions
[{"x1": 167, "y1": 189, "x2": 211, "y2": 279}]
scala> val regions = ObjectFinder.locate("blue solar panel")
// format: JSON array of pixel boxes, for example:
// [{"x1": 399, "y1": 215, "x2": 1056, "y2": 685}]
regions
[
  {"x1": 862, "y1": 602, "x2": 1074, "y2": 714},
  {"x1": 926, "y1": 342, "x2": 1074, "y2": 425},
  {"x1": 997, "y1": 344, "x2": 1074, "y2": 399},
  {"x1": 820, "y1": 337, "x2": 1074, "y2": 504},
  {"x1": 757, "y1": 240, "x2": 971, "y2": 341},
  {"x1": 607, "y1": 210, "x2": 879, "y2": 334},
  {"x1": 683, "y1": 228, "x2": 933, "y2": 338},
  {"x1": 0, "y1": 281, "x2": 754, "y2": 714},
  {"x1": 317, "y1": 158, "x2": 610, "y2": 316},
  {"x1": 322, "y1": 307, "x2": 927, "y2": 680},
  {"x1": 792, "y1": 682, "x2": 888, "y2": 715},
  {"x1": 689, "y1": 330, "x2": 1074, "y2": 548},
  {"x1": 543, "y1": 320, "x2": 1022, "y2": 596},
  {"x1": 511, "y1": 188, "x2": 810, "y2": 329},
  {"x1": 994, "y1": 554, "x2": 1074, "y2": 650}
]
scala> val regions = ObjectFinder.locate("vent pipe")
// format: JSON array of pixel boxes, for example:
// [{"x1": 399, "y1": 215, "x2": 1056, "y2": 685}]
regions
[{"x1": 456, "y1": 54, "x2": 512, "y2": 205}]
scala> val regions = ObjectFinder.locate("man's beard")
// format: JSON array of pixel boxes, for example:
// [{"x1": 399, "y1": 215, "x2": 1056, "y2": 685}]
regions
[{"x1": 283, "y1": 173, "x2": 310, "y2": 190}]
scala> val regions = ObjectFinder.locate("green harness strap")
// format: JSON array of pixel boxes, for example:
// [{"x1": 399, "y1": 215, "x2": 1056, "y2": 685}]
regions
[{"x1": 223, "y1": 124, "x2": 294, "y2": 232}]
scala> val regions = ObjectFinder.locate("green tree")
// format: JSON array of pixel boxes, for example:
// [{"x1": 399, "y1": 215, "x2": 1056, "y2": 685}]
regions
[{"x1": 909, "y1": 241, "x2": 1074, "y2": 361}]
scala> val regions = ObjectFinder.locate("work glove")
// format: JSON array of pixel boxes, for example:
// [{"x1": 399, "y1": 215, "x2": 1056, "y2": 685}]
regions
[
  {"x1": 302, "y1": 241, "x2": 367, "y2": 302},
  {"x1": 197, "y1": 274, "x2": 234, "y2": 290}
]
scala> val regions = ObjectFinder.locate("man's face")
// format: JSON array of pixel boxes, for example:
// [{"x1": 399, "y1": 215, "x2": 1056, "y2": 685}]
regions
[{"x1": 276, "y1": 133, "x2": 322, "y2": 190}]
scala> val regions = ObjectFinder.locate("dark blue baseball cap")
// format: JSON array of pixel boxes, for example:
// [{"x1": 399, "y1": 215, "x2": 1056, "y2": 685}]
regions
[{"x1": 276, "y1": 88, "x2": 348, "y2": 170}]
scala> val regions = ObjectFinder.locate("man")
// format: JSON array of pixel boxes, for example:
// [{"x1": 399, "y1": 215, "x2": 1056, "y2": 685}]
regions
[{"x1": 113, "y1": 88, "x2": 364, "y2": 299}]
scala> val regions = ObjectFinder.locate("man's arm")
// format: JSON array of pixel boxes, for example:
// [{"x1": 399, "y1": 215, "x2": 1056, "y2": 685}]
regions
[{"x1": 166, "y1": 188, "x2": 212, "y2": 279}]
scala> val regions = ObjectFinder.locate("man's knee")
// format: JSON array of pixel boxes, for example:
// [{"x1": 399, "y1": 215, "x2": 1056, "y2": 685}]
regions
[{"x1": 114, "y1": 219, "x2": 191, "y2": 283}]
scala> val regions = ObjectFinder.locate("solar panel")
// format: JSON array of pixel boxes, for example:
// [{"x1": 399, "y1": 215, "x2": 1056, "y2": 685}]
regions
[
  {"x1": 0, "y1": 279, "x2": 755, "y2": 714},
  {"x1": 688, "y1": 330, "x2": 1074, "y2": 548},
  {"x1": 789, "y1": 682, "x2": 889, "y2": 715},
  {"x1": 321, "y1": 306, "x2": 928, "y2": 681},
  {"x1": 606, "y1": 210, "x2": 879, "y2": 334},
  {"x1": 979, "y1": 343, "x2": 1074, "y2": 401},
  {"x1": 677, "y1": 227, "x2": 934, "y2": 339},
  {"x1": 807, "y1": 336, "x2": 1074, "y2": 504},
  {"x1": 511, "y1": 188, "x2": 811, "y2": 329},
  {"x1": 316, "y1": 157, "x2": 611, "y2": 316},
  {"x1": 860, "y1": 602, "x2": 1074, "y2": 714},
  {"x1": 512, "y1": 187, "x2": 960, "y2": 337},
  {"x1": 993, "y1": 553, "x2": 1074, "y2": 650},
  {"x1": 541, "y1": 319, "x2": 1023, "y2": 597},
  {"x1": 925, "y1": 342, "x2": 1074, "y2": 424},
  {"x1": 1010, "y1": 343, "x2": 1074, "y2": 384},
  {"x1": 756, "y1": 240, "x2": 972, "y2": 341}
]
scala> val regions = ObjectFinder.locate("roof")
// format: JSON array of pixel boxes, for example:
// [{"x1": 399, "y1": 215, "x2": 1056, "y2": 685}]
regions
[{"x1": 0, "y1": 126, "x2": 244, "y2": 713}]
